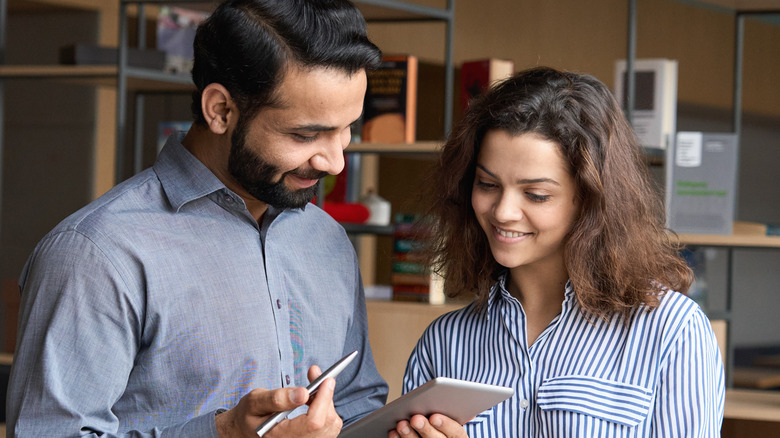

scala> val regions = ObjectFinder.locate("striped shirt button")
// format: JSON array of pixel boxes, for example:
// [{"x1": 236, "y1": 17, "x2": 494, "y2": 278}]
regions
[
  {"x1": 520, "y1": 399, "x2": 529, "y2": 409},
  {"x1": 276, "y1": 299, "x2": 282, "y2": 309},
  {"x1": 285, "y1": 375, "x2": 291, "y2": 384}
]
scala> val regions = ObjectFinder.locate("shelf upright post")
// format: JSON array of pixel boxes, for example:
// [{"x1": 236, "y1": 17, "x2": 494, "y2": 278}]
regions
[
  {"x1": 724, "y1": 15, "x2": 744, "y2": 387},
  {"x1": 134, "y1": 3, "x2": 147, "y2": 174},
  {"x1": 0, "y1": 0, "x2": 6, "y2": 244},
  {"x1": 625, "y1": 0, "x2": 637, "y2": 124},
  {"x1": 733, "y1": 13, "x2": 744, "y2": 138},
  {"x1": 116, "y1": 1, "x2": 130, "y2": 184},
  {"x1": 443, "y1": 0, "x2": 455, "y2": 138},
  {"x1": 0, "y1": 0, "x2": 5, "y2": 65}
]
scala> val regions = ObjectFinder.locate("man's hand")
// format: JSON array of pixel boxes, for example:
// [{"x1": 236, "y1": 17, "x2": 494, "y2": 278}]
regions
[
  {"x1": 388, "y1": 414, "x2": 468, "y2": 438},
  {"x1": 216, "y1": 365, "x2": 343, "y2": 437}
]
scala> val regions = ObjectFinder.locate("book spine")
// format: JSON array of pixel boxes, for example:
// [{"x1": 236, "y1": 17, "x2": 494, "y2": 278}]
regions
[
  {"x1": 362, "y1": 55, "x2": 418, "y2": 144},
  {"x1": 392, "y1": 261, "x2": 428, "y2": 275}
]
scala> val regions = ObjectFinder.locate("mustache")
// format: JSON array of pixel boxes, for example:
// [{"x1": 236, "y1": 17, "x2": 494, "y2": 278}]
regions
[{"x1": 287, "y1": 169, "x2": 330, "y2": 180}]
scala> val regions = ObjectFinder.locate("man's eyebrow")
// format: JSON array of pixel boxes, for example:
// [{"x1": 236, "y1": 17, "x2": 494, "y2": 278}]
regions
[
  {"x1": 289, "y1": 124, "x2": 337, "y2": 132},
  {"x1": 476, "y1": 164, "x2": 560, "y2": 186},
  {"x1": 289, "y1": 116, "x2": 364, "y2": 133}
]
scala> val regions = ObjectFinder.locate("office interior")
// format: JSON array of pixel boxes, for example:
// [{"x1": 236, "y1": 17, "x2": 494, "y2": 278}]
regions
[{"x1": 1, "y1": 0, "x2": 779, "y2": 436}]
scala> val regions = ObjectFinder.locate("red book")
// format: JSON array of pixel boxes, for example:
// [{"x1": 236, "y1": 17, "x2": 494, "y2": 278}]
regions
[{"x1": 459, "y1": 58, "x2": 514, "y2": 111}]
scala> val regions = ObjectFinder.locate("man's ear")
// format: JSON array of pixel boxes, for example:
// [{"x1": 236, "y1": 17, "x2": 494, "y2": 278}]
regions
[{"x1": 201, "y1": 83, "x2": 236, "y2": 135}]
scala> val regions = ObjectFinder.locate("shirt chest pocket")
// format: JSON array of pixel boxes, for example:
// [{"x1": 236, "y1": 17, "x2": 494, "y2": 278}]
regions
[
  {"x1": 463, "y1": 407, "x2": 496, "y2": 438},
  {"x1": 536, "y1": 375, "x2": 654, "y2": 428}
]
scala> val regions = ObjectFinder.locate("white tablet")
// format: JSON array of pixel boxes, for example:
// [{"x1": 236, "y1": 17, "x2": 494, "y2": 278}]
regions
[{"x1": 339, "y1": 377, "x2": 513, "y2": 437}]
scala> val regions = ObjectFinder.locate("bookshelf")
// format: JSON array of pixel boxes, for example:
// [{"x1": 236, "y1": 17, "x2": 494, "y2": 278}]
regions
[
  {"x1": 0, "y1": 0, "x2": 455, "y2": 283},
  {"x1": 624, "y1": 1, "x2": 780, "y2": 398},
  {"x1": 111, "y1": 0, "x2": 454, "y2": 183}
]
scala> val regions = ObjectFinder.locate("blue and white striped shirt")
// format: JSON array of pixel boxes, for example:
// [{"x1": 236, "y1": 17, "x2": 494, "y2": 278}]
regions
[{"x1": 403, "y1": 274, "x2": 724, "y2": 437}]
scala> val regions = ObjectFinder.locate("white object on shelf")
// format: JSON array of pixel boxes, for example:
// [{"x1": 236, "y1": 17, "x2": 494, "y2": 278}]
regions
[
  {"x1": 364, "y1": 284, "x2": 393, "y2": 301},
  {"x1": 361, "y1": 190, "x2": 392, "y2": 226},
  {"x1": 614, "y1": 58, "x2": 678, "y2": 150}
]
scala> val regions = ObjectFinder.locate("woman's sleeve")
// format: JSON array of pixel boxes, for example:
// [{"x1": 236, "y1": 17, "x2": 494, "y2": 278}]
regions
[
  {"x1": 652, "y1": 307, "x2": 725, "y2": 437},
  {"x1": 401, "y1": 320, "x2": 439, "y2": 396}
]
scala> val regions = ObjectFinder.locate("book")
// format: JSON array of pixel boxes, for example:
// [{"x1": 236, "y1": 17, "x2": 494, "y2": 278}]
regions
[
  {"x1": 392, "y1": 261, "x2": 428, "y2": 275},
  {"x1": 391, "y1": 213, "x2": 442, "y2": 302},
  {"x1": 459, "y1": 58, "x2": 514, "y2": 111},
  {"x1": 392, "y1": 272, "x2": 431, "y2": 286},
  {"x1": 613, "y1": 59, "x2": 678, "y2": 150},
  {"x1": 362, "y1": 55, "x2": 418, "y2": 144},
  {"x1": 666, "y1": 132, "x2": 738, "y2": 235},
  {"x1": 157, "y1": 6, "x2": 210, "y2": 73}
]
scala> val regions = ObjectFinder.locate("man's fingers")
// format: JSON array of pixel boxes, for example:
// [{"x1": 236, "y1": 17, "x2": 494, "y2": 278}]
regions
[
  {"x1": 249, "y1": 387, "x2": 309, "y2": 417},
  {"x1": 308, "y1": 364, "x2": 323, "y2": 382},
  {"x1": 304, "y1": 376, "x2": 335, "y2": 417},
  {"x1": 395, "y1": 419, "x2": 414, "y2": 437}
]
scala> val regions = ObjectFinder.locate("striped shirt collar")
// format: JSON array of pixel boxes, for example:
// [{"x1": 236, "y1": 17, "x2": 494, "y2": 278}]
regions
[{"x1": 485, "y1": 271, "x2": 576, "y2": 321}]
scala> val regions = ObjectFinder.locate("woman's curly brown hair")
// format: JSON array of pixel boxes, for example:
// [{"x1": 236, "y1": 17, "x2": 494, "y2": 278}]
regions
[{"x1": 422, "y1": 66, "x2": 692, "y2": 320}]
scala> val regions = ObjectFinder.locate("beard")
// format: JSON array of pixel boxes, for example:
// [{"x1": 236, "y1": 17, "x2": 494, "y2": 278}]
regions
[{"x1": 228, "y1": 116, "x2": 328, "y2": 209}]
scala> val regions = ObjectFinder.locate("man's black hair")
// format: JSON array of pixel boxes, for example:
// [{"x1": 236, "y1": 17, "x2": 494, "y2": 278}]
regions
[{"x1": 191, "y1": 0, "x2": 382, "y2": 125}]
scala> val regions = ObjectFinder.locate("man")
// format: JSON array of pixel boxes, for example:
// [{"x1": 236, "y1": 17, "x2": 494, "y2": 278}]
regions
[{"x1": 7, "y1": 1, "x2": 389, "y2": 436}]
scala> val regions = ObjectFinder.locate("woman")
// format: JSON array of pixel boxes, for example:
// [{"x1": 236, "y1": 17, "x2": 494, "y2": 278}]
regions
[{"x1": 393, "y1": 67, "x2": 724, "y2": 437}]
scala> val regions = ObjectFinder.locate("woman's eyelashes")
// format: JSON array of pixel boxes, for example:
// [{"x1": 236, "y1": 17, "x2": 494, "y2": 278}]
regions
[{"x1": 474, "y1": 180, "x2": 552, "y2": 203}]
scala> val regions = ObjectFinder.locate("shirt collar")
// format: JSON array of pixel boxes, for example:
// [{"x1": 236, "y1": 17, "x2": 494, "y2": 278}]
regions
[
  {"x1": 154, "y1": 132, "x2": 232, "y2": 212},
  {"x1": 486, "y1": 271, "x2": 576, "y2": 316}
]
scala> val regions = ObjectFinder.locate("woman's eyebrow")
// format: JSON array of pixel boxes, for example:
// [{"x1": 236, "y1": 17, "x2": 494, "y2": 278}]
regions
[{"x1": 476, "y1": 164, "x2": 560, "y2": 186}]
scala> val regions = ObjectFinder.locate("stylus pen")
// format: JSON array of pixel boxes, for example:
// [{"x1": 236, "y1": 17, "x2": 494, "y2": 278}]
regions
[{"x1": 255, "y1": 351, "x2": 358, "y2": 437}]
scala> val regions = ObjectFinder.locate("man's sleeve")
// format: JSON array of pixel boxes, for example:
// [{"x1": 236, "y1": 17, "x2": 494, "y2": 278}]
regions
[
  {"x1": 6, "y1": 230, "x2": 220, "y2": 438},
  {"x1": 332, "y1": 267, "x2": 389, "y2": 426}
]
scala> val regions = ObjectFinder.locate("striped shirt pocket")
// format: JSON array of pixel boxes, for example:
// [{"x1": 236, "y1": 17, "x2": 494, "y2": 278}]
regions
[
  {"x1": 537, "y1": 375, "x2": 654, "y2": 427},
  {"x1": 463, "y1": 408, "x2": 495, "y2": 437}
]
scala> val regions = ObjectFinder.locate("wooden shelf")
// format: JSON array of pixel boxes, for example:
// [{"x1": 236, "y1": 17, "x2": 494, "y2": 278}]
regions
[
  {"x1": 677, "y1": 222, "x2": 780, "y2": 249},
  {"x1": 725, "y1": 388, "x2": 780, "y2": 421},
  {"x1": 733, "y1": 367, "x2": 780, "y2": 389},
  {"x1": 354, "y1": 0, "x2": 452, "y2": 22},
  {"x1": 347, "y1": 141, "x2": 442, "y2": 154},
  {"x1": 0, "y1": 65, "x2": 194, "y2": 91},
  {"x1": 680, "y1": 233, "x2": 780, "y2": 249},
  {"x1": 687, "y1": 0, "x2": 780, "y2": 12},
  {"x1": 340, "y1": 223, "x2": 395, "y2": 236},
  {"x1": 8, "y1": 0, "x2": 106, "y2": 12},
  {"x1": 366, "y1": 300, "x2": 465, "y2": 400}
]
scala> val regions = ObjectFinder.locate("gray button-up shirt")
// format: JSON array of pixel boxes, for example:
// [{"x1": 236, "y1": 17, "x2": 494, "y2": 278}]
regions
[{"x1": 7, "y1": 133, "x2": 387, "y2": 437}]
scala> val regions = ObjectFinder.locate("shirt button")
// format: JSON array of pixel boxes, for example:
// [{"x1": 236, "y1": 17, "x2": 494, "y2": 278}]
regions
[
  {"x1": 276, "y1": 299, "x2": 282, "y2": 309},
  {"x1": 285, "y1": 375, "x2": 291, "y2": 384},
  {"x1": 520, "y1": 399, "x2": 529, "y2": 409}
]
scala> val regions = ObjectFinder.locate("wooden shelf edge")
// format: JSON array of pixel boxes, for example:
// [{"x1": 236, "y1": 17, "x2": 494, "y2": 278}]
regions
[
  {"x1": 347, "y1": 141, "x2": 442, "y2": 154},
  {"x1": 0, "y1": 64, "x2": 116, "y2": 78},
  {"x1": 680, "y1": 233, "x2": 780, "y2": 248},
  {"x1": 366, "y1": 299, "x2": 464, "y2": 312},
  {"x1": 8, "y1": 0, "x2": 107, "y2": 12},
  {"x1": 725, "y1": 388, "x2": 780, "y2": 421},
  {"x1": 0, "y1": 65, "x2": 194, "y2": 91},
  {"x1": 682, "y1": 0, "x2": 780, "y2": 13},
  {"x1": 677, "y1": 221, "x2": 780, "y2": 248}
]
